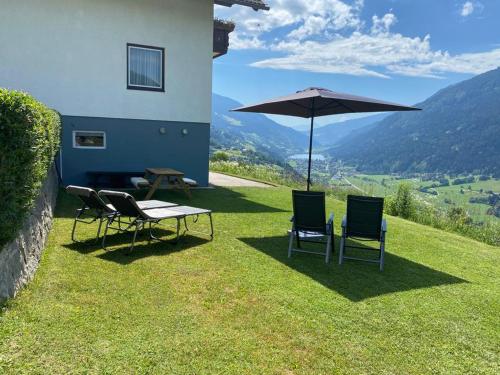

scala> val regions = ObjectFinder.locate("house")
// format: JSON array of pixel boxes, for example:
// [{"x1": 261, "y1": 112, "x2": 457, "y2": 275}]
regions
[{"x1": 0, "y1": 0, "x2": 268, "y2": 187}]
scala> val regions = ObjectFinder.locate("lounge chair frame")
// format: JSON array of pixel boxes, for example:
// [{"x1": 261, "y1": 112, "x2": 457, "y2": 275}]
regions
[{"x1": 66, "y1": 186, "x2": 121, "y2": 244}]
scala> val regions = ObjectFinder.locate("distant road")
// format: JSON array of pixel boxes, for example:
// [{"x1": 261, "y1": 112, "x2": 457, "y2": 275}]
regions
[{"x1": 343, "y1": 177, "x2": 368, "y2": 194}]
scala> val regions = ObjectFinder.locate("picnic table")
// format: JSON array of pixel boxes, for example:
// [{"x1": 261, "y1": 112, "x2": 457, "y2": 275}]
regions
[{"x1": 144, "y1": 168, "x2": 192, "y2": 200}]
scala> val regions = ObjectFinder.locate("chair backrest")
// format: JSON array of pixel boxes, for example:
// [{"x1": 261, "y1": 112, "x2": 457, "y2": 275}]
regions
[
  {"x1": 292, "y1": 190, "x2": 326, "y2": 233},
  {"x1": 98, "y1": 190, "x2": 144, "y2": 218},
  {"x1": 346, "y1": 195, "x2": 384, "y2": 240},
  {"x1": 66, "y1": 185, "x2": 113, "y2": 213}
]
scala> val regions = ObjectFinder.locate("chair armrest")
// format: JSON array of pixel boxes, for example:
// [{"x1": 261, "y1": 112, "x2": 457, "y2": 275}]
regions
[
  {"x1": 381, "y1": 218, "x2": 387, "y2": 232},
  {"x1": 327, "y1": 213, "x2": 334, "y2": 225},
  {"x1": 341, "y1": 215, "x2": 347, "y2": 228}
]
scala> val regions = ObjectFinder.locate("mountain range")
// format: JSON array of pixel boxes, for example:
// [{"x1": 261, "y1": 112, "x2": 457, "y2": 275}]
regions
[
  {"x1": 311, "y1": 113, "x2": 388, "y2": 147},
  {"x1": 329, "y1": 67, "x2": 500, "y2": 176},
  {"x1": 211, "y1": 93, "x2": 309, "y2": 160},
  {"x1": 212, "y1": 68, "x2": 500, "y2": 176}
]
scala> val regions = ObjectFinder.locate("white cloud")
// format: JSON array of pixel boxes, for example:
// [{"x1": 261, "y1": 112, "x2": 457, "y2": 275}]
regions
[
  {"x1": 216, "y1": 0, "x2": 498, "y2": 79},
  {"x1": 461, "y1": 1, "x2": 475, "y2": 17}
]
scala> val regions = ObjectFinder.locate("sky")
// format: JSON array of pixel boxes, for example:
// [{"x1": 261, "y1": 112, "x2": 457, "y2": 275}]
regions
[{"x1": 213, "y1": 0, "x2": 500, "y2": 130}]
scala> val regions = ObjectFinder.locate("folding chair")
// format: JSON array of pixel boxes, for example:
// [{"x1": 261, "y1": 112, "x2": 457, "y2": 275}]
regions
[
  {"x1": 98, "y1": 190, "x2": 213, "y2": 252},
  {"x1": 66, "y1": 185, "x2": 176, "y2": 244},
  {"x1": 339, "y1": 195, "x2": 387, "y2": 271},
  {"x1": 66, "y1": 185, "x2": 117, "y2": 243},
  {"x1": 288, "y1": 190, "x2": 334, "y2": 263}
]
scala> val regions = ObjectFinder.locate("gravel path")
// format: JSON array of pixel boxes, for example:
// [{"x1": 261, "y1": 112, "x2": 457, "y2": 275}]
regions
[{"x1": 209, "y1": 172, "x2": 272, "y2": 187}]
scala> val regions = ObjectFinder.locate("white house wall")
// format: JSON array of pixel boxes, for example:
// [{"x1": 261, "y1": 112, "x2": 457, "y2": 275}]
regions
[{"x1": 0, "y1": 0, "x2": 213, "y2": 124}]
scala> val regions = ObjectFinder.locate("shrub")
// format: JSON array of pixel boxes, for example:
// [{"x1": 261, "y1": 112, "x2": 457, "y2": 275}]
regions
[
  {"x1": 447, "y1": 207, "x2": 473, "y2": 226},
  {"x1": 386, "y1": 182, "x2": 415, "y2": 219},
  {"x1": 211, "y1": 151, "x2": 229, "y2": 162},
  {"x1": 0, "y1": 89, "x2": 61, "y2": 247}
]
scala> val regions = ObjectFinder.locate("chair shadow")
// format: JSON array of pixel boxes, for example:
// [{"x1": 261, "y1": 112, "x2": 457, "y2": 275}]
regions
[
  {"x1": 63, "y1": 227, "x2": 210, "y2": 265},
  {"x1": 96, "y1": 235, "x2": 209, "y2": 265},
  {"x1": 62, "y1": 228, "x2": 176, "y2": 254},
  {"x1": 238, "y1": 235, "x2": 467, "y2": 302}
]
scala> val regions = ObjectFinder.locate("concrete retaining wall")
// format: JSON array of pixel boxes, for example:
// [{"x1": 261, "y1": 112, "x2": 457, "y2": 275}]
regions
[{"x1": 0, "y1": 166, "x2": 58, "y2": 301}]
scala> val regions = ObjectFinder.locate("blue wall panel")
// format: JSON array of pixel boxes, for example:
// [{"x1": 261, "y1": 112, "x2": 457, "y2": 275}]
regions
[{"x1": 61, "y1": 116, "x2": 210, "y2": 186}]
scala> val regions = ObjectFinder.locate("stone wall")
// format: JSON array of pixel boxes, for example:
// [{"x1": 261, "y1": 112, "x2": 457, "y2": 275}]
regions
[{"x1": 0, "y1": 166, "x2": 58, "y2": 301}]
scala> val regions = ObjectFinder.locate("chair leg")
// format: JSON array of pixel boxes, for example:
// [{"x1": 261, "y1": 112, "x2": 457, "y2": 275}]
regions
[
  {"x1": 331, "y1": 226, "x2": 335, "y2": 255},
  {"x1": 71, "y1": 216, "x2": 79, "y2": 242},
  {"x1": 102, "y1": 217, "x2": 113, "y2": 251},
  {"x1": 129, "y1": 222, "x2": 141, "y2": 253},
  {"x1": 71, "y1": 209, "x2": 85, "y2": 242},
  {"x1": 339, "y1": 233, "x2": 345, "y2": 265},
  {"x1": 208, "y1": 213, "x2": 214, "y2": 240},
  {"x1": 379, "y1": 239, "x2": 385, "y2": 272},
  {"x1": 295, "y1": 229, "x2": 301, "y2": 248},
  {"x1": 325, "y1": 233, "x2": 332, "y2": 263},
  {"x1": 288, "y1": 230, "x2": 294, "y2": 258},
  {"x1": 95, "y1": 216, "x2": 104, "y2": 243}
]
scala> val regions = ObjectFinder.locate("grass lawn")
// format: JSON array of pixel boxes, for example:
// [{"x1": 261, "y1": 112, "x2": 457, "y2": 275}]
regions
[{"x1": 0, "y1": 186, "x2": 499, "y2": 374}]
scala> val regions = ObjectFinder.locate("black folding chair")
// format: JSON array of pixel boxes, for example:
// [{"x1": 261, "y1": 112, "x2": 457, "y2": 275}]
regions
[
  {"x1": 339, "y1": 195, "x2": 387, "y2": 271},
  {"x1": 288, "y1": 190, "x2": 334, "y2": 263},
  {"x1": 66, "y1": 185, "x2": 177, "y2": 245},
  {"x1": 98, "y1": 190, "x2": 183, "y2": 252}
]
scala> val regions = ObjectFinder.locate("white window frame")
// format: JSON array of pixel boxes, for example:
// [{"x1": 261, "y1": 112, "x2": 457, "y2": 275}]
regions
[
  {"x1": 127, "y1": 44, "x2": 165, "y2": 91},
  {"x1": 72, "y1": 130, "x2": 107, "y2": 150}
]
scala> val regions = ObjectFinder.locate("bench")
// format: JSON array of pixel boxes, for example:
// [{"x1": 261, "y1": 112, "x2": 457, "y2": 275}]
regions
[{"x1": 87, "y1": 171, "x2": 145, "y2": 188}]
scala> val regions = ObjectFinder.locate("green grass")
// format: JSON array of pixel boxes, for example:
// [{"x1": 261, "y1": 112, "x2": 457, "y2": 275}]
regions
[{"x1": 1, "y1": 187, "x2": 499, "y2": 374}]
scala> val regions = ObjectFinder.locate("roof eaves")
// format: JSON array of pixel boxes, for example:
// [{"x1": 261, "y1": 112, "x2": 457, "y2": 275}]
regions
[{"x1": 214, "y1": 0, "x2": 269, "y2": 11}]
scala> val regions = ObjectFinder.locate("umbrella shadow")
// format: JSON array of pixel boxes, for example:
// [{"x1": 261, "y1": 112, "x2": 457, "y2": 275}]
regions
[{"x1": 238, "y1": 235, "x2": 467, "y2": 302}]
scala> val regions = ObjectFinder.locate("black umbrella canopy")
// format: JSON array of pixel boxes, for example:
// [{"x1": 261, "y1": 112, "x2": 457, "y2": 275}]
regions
[
  {"x1": 233, "y1": 87, "x2": 420, "y2": 118},
  {"x1": 232, "y1": 87, "x2": 421, "y2": 191}
]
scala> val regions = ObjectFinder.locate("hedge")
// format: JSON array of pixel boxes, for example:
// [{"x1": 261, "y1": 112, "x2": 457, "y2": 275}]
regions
[{"x1": 0, "y1": 89, "x2": 61, "y2": 247}]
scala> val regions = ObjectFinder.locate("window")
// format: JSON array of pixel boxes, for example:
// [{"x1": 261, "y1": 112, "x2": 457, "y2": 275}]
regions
[
  {"x1": 127, "y1": 43, "x2": 165, "y2": 91},
  {"x1": 73, "y1": 131, "x2": 106, "y2": 149}
]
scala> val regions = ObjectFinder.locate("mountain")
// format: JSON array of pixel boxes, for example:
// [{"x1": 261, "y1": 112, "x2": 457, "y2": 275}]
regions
[
  {"x1": 329, "y1": 68, "x2": 500, "y2": 176},
  {"x1": 211, "y1": 94, "x2": 309, "y2": 160},
  {"x1": 312, "y1": 113, "x2": 388, "y2": 146}
]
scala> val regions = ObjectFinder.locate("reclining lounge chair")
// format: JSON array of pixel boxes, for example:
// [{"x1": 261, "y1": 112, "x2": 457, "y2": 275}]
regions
[
  {"x1": 288, "y1": 190, "x2": 334, "y2": 263},
  {"x1": 66, "y1": 185, "x2": 177, "y2": 244},
  {"x1": 339, "y1": 195, "x2": 387, "y2": 271},
  {"x1": 99, "y1": 190, "x2": 213, "y2": 252}
]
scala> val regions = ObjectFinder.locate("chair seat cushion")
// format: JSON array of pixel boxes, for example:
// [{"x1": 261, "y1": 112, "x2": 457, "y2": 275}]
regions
[
  {"x1": 288, "y1": 230, "x2": 328, "y2": 239},
  {"x1": 138, "y1": 200, "x2": 177, "y2": 210},
  {"x1": 168, "y1": 205, "x2": 211, "y2": 216},
  {"x1": 182, "y1": 177, "x2": 198, "y2": 187},
  {"x1": 131, "y1": 177, "x2": 151, "y2": 189},
  {"x1": 143, "y1": 208, "x2": 185, "y2": 220}
]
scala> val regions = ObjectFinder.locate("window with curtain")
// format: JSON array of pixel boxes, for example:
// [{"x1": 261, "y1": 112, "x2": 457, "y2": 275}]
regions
[{"x1": 127, "y1": 44, "x2": 164, "y2": 91}]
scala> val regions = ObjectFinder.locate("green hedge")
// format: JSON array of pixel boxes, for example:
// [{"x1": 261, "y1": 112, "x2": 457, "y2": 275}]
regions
[{"x1": 0, "y1": 89, "x2": 61, "y2": 247}]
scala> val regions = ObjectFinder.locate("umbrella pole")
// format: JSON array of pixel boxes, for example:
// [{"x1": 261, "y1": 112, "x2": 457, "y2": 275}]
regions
[{"x1": 307, "y1": 111, "x2": 315, "y2": 191}]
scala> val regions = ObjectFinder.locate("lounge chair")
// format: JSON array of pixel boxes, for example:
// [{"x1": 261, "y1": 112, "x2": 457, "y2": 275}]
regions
[
  {"x1": 98, "y1": 190, "x2": 213, "y2": 252},
  {"x1": 339, "y1": 195, "x2": 387, "y2": 271},
  {"x1": 66, "y1": 185, "x2": 176, "y2": 244},
  {"x1": 288, "y1": 190, "x2": 334, "y2": 263}
]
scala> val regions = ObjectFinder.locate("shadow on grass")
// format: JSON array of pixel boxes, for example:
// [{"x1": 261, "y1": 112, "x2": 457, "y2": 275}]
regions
[
  {"x1": 63, "y1": 226, "x2": 210, "y2": 265},
  {"x1": 238, "y1": 235, "x2": 467, "y2": 302},
  {"x1": 54, "y1": 186, "x2": 285, "y2": 219}
]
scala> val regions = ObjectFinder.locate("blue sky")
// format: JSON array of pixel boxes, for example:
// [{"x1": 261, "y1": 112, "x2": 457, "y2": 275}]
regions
[{"x1": 214, "y1": 0, "x2": 500, "y2": 129}]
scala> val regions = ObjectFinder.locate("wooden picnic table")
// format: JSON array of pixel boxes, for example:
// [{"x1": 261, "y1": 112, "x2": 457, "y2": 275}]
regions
[{"x1": 144, "y1": 168, "x2": 192, "y2": 200}]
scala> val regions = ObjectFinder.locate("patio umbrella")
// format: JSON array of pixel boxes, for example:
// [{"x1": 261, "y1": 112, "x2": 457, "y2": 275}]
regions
[{"x1": 233, "y1": 87, "x2": 420, "y2": 190}]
